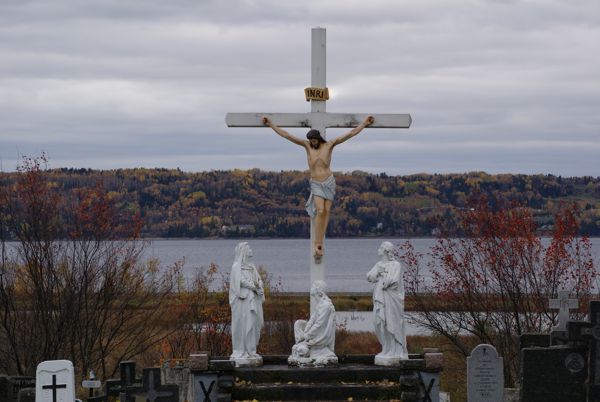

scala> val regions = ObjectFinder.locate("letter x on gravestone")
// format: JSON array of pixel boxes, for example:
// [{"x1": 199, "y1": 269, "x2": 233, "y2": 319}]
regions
[{"x1": 226, "y1": 27, "x2": 412, "y2": 305}]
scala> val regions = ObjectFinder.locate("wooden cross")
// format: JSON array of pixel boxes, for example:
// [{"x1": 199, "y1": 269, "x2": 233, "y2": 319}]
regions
[
  {"x1": 568, "y1": 301, "x2": 600, "y2": 401},
  {"x1": 550, "y1": 290, "x2": 578, "y2": 332},
  {"x1": 226, "y1": 27, "x2": 411, "y2": 310},
  {"x1": 41, "y1": 375, "x2": 67, "y2": 402}
]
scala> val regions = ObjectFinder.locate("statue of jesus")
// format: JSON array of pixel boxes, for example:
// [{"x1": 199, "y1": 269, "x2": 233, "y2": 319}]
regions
[{"x1": 262, "y1": 115, "x2": 374, "y2": 261}]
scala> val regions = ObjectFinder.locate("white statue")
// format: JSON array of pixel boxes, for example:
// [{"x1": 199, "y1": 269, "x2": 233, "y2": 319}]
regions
[
  {"x1": 367, "y1": 241, "x2": 408, "y2": 365},
  {"x1": 229, "y1": 242, "x2": 265, "y2": 367},
  {"x1": 288, "y1": 280, "x2": 338, "y2": 367}
]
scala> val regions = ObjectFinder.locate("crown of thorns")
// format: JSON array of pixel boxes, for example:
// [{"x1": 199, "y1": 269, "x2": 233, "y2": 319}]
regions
[{"x1": 306, "y1": 129, "x2": 326, "y2": 143}]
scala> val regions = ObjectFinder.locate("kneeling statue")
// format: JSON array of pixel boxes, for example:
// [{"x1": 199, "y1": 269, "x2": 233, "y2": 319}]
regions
[{"x1": 288, "y1": 280, "x2": 338, "y2": 367}]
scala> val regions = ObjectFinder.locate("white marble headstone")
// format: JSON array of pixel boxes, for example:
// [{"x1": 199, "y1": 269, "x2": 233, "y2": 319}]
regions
[
  {"x1": 35, "y1": 360, "x2": 76, "y2": 402},
  {"x1": 467, "y1": 344, "x2": 504, "y2": 402}
]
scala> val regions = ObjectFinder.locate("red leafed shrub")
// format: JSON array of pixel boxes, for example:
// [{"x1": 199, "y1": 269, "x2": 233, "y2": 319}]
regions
[
  {"x1": 402, "y1": 197, "x2": 596, "y2": 386},
  {"x1": 0, "y1": 155, "x2": 179, "y2": 379}
]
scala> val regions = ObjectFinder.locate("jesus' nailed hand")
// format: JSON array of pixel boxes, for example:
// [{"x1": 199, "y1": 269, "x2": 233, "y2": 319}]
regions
[{"x1": 262, "y1": 115, "x2": 375, "y2": 262}]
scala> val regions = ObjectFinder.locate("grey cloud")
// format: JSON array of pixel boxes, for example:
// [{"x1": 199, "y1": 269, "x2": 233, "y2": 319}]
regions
[{"x1": 0, "y1": 0, "x2": 599, "y2": 176}]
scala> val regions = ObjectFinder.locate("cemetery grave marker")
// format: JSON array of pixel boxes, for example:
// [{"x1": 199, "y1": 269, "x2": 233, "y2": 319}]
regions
[
  {"x1": 17, "y1": 387, "x2": 35, "y2": 402},
  {"x1": 550, "y1": 291, "x2": 578, "y2": 332},
  {"x1": 87, "y1": 360, "x2": 141, "y2": 402},
  {"x1": 0, "y1": 376, "x2": 35, "y2": 402},
  {"x1": 35, "y1": 360, "x2": 75, "y2": 402},
  {"x1": 520, "y1": 341, "x2": 587, "y2": 401},
  {"x1": 550, "y1": 291, "x2": 579, "y2": 344},
  {"x1": 417, "y1": 371, "x2": 439, "y2": 402},
  {"x1": 126, "y1": 368, "x2": 179, "y2": 402},
  {"x1": 568, "y1": 300, "x2": 600, "y2": 401},
  {"x1": 467, "y1": 344, "x2": 503, "y2": 402}
]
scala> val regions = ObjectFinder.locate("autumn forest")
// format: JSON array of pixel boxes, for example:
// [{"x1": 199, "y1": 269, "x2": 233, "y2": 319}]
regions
[{"x1": 1, "y1": 167, "x2": 599, "y2": 238}]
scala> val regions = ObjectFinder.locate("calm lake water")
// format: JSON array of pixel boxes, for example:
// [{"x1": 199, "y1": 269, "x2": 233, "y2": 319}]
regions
[{"x1": 145, "y1": 238, "x2": 600, "y2": 293}]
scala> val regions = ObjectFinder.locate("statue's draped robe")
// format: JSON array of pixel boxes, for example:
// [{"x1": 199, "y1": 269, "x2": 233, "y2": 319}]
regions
[
  {"x1": 230, "y1": 262, "x2": 264, "y2": 359},
  {"x1": 367, "y1": 260, "x2": 407, "y2": 358},
  {"x1": 294, "y1": 296, "x2": 336, "y2": 358}
]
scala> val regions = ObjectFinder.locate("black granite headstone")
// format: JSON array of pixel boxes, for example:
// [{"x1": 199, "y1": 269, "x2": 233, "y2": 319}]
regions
[
  {"x1": 568, "y1": 301, "x2": 600, "y2": 401},
  {"x1": 86, "y1": 360, "x2": 141, "y2": 402},
  {"x1": 520, "y1": 333, "x2": 550, "y2": 349},
  {"x1": 521, "y1": 345, "x2": 587, "y2": 401},
  {"x1": 0, "y1": 376, "x2": 35, "y2": 402},
  {"x1": 126, "y1": 368, "x2": 179, "y2": 402},
  {"x1": 17, "y1": 387, "x2": 35, "y2": 402}
]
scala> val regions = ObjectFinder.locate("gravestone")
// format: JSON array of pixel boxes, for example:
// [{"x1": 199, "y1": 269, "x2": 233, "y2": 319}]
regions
[
  {"x1": 0, "y1": 376, "x2": 35, "y2": 402},
  {"x1": 467, "y1": 344, "x2": 503, "y2": 402},
  {"x1": 520, "y1": 345, "x2": 587, "y2": 402},
  {"x1": 126, "y1": 368, "x2": 179, "y2": 402},
  {"x1": 568, "y1": 300, "x2": 600, "y2": 401},
  {"x1": 418, "y1": 371, "x2": 440, "y2": 402},
  {"x1": 503, "y1": 388, "x2": 519, "y2": 402},
  {"x1": 35, "y1": 360, "x2": 76, "y2": 402},
  {"x1": 520, "y1": 333, "x2": 550, "y2": 349},
  {"x1": 17, "y1": 387, "x2": 35, "y2": 402},
  {"x1": 192, "y1": 371, "x2": 219, "y2": 402},
  {"x1": 162, "y1": 361, "x2": 191, "y2": 402},
  {"x1": 550, "y1": 291, "x2": 578, "y2": 344},
  {"x1": 87, "y1": 360, "x2": 142, "y2": 402},
  {"x1": 189, "y1": 359, "x2": 234, "y2": 402}
]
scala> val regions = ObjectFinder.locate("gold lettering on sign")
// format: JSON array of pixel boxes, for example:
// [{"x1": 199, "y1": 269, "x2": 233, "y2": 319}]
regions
[{"x1": 304, "y1": 87, "x2": 330, "y2": 102}]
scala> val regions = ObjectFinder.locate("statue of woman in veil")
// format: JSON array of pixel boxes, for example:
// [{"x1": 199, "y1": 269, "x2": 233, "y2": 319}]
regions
[{"x1": 229, "y1": 242, "x2": 265, "y2": 367}]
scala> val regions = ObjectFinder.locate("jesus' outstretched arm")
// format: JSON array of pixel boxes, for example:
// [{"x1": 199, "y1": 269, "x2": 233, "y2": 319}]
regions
[
  {"x1": 331, "y1": 115, "x2": 374, "y2": 147},
  {"x1": 263, "y1": 117, "x2": 306, "y2": 147}
]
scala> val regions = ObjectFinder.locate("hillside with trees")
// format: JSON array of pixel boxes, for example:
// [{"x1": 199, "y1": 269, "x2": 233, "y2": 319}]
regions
[{"x1": 1, "y1": 167, "x2": 599, "y2": 238}]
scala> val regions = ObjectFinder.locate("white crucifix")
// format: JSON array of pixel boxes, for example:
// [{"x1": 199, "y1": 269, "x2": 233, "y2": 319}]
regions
[
  {"x1": 549, "y1": 290, "x2": 578, "y2": 332},
  {"x1": 225, "y1": 27, "x2": 411, "y2": 311}
]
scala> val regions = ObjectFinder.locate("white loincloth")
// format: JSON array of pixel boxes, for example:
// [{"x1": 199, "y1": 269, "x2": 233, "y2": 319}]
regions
[{"x1": 305, "y1": 175, "x2": 336, "y2": 218}]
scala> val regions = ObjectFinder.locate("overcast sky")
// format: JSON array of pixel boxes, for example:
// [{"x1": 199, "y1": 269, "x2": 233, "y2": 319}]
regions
[{"x1": 0, "y1": 0, "x2": 598, "y2": 176}]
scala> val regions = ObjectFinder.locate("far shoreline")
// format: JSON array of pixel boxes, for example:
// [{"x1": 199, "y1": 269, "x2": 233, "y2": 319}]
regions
[{"x1": 140, "y1": 235, "x2": 600, "y2": 241}]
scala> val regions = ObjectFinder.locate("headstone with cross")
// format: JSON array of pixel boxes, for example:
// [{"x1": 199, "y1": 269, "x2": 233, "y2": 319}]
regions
[
  {"x1": 35, "y1": 360, "x2": 75, "y2": 402},
  {"x1": 550, "y1": 290, "x2": 579, "y2": 343},
  {"x1": 125, "y1": 368, "x2": 179, "y2": 402},
  {"x1": 225, "y1": 27, "x2": 411, "y2": 313},
  {"x1": 87, "y1": 360, "x2": 142, "y2": 402},
  {"x1": 467, "y1": 344, "x2": 504, "y2": 402},
  {"x1": 568, "y1": 300, "x2": 600, "y2": 401}
]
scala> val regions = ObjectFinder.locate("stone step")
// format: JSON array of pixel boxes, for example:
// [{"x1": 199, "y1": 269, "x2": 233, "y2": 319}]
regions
[
  {"x1": 232, "y1": 382, "x2": 419, "y2": 401},
  {"x1": 234, "y1": 363, "x2": 423, "y2": 384},
  {"x1": 214, "y1": 353, "x2": 424, "y2": 366}
]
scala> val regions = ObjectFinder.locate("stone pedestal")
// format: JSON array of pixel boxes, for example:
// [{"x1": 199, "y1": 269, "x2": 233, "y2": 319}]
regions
[
  {"x1": 233, "y1": 354, "x2": 443, "y2": 402},
  {"x1": 374, "y1": 355, "x2": 404, "y2": 367},
  {"x1": 288, "y1": 354, "x2": 338, "y2": 368},
  {"x1": 232, "y1": 355, "x2": 263, "y2": 368}
]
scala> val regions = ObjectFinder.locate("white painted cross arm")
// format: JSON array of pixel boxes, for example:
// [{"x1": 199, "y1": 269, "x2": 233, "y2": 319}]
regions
[{"x1": 225, "y1": 112, "x2": 412, "y2": 129}]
